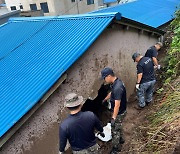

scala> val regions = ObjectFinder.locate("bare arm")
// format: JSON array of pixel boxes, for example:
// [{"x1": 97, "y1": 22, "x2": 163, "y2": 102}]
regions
[
  {"x1": 152, "y1": 57, "x2": 158, "y2": 66},
  {"x1": 112, "y1": 100, "x2": 120, "y2": 119},
  {"x1": 103, "y1": 92, "x2": 111, "y2": 102},
  {"x1": 137, "y1": 73, "x2": 143, "y2": 84}
]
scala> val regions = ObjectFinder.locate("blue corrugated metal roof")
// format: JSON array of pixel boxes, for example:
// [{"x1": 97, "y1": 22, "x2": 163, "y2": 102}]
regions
[
  {"x1": 92, "y1": 0, "x2": 180, "y2": 28},
  {"x1": 0, "y1": 12, "x2": 120, "y2": 137},
  {"x1": 104, "y1": 0, "x2": 117, "y2": 3}
]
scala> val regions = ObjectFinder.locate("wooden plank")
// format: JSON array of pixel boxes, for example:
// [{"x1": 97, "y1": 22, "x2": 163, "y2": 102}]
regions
[{"x1": 0, "y1": 73, "x2": 67, "y2": 148}]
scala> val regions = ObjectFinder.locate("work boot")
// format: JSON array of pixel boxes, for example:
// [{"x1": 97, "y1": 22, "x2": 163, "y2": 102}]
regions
[{"x1": 119, "y1": 137, "x2": 125, "y2": 144}]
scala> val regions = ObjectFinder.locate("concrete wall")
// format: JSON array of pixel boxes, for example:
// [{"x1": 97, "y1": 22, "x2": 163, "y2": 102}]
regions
[
  {"x1": 20, "y1": 10, "x2": 44, "y2": 17},
  {"x1": 5, "y1": 0, "x2": 100, "y2": 16},
  {"x1": 5, "y1": 0, "x2": 21, "y2": 10},
  {"x1": 19, "y1": 0, "x2": 56, "y2": 16},
  {"x1": 0, "y1": 0, "x2": 5, "y2": 4},
  {"x1": 63, "y1": 24, "x2": 158, "y2": 99},
  {"x1": 54, "y1": 0, "x2": 99, "y2": 15},
  {"x1": 0, "y1": 24, "x2": 158, "y2": 154}
]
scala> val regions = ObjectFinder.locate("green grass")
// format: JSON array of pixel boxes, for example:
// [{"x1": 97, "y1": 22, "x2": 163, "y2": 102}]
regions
[{"x1": 148, "y1": 90, "x2": 180, "y2": 128}]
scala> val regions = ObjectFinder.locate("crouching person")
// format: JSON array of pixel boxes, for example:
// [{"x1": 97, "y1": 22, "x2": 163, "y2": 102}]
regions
[{"x1": 59, "y1": 93, "x2": 104, "y2": 154}]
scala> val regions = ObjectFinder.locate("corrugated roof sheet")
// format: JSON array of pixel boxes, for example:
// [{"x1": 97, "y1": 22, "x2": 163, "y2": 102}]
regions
[
  {"x1": 92, "y1": 0, "x2": 180, "y2": 28},
  {"x1": 0, "y1": 12, "x2": 120, "y2": 137},
  {"x1": 103, "y1": 0, "x2": 117, "y2": 3}
]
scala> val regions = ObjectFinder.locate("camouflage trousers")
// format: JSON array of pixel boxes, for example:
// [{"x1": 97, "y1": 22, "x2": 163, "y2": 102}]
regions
[
  {"x1": 73, "y1": 144, "x2": 100, "y2": 154},
  {"x1": 112, "y1": 111, "x2": 126, "y2": 149}
]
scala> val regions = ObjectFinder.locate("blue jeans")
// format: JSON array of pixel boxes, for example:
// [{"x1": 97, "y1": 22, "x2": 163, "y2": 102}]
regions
[{"x1": 137, "y1": 80, "x2": 156, "y2": 107}]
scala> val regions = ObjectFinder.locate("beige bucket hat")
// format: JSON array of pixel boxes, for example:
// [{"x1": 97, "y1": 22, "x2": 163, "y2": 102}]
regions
[{"x1": 64, "y1": 93, "x2": 83, "y2": 108}]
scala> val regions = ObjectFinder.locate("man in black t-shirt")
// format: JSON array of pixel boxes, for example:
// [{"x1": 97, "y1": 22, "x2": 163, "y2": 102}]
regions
[
  {"x1": 101, "y1": 67, "x2": 127, "y2": 153},
  {"x1": 145, "y1": 42, "x2": 163, "y2": 69},
  {"x1": 132, "y1": 52, "x2": 156, "y2": 109},
  {"x1": 59, "y1": 93, "x2": 104, "y2": 154}
]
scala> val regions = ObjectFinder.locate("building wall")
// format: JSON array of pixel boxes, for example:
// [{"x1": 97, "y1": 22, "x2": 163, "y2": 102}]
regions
[
  {"x1": 51, "y1": 0, "x2": 98, "y2": 15},
  {"x1": 1, "y1": 25, "x2": 158, "y2": 154},
  {"x1": 5, "y1": 0, "x2": 100, "y2": 16},
  {"x1": 63, "y1": 24, "x2": 158, "y2": 99},
  {"x1": 20, "y1": 10, "x2": 44, "y2": 17},
  {"x1": 5, "y1": 0, "x2": 21, "y2": 10},
  {"x1": 20, "y1": 0, "x2": 55, "y2": 16},
  {"x1": 0, "y1": 0, "x2": 5, "y2": 4}
]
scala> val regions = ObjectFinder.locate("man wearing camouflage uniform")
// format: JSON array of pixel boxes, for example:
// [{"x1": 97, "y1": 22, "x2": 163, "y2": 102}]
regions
[{"x1": 101, "y1": 68, "x2": 127, "y2": 153}]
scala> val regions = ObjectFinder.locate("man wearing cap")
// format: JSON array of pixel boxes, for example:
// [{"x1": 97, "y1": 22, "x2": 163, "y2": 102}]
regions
[
  {"x1": 145, "y1": 42, "x2": 163, "y2": 69},
  {"x1": 59, "y1": 93, "x2": 104, "y2": 154},
  {"x1": 101, "y1": 67, "x2": 127, "y2": 153},
  {"x1": 132, "y1": 52, "x2": 156, "y2": 109}
]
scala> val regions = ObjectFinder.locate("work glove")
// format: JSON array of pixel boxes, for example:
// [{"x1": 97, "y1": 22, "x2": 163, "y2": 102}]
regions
[
  {"x1": 97, "y1": 132, "x2": 105, "y2": 138},
  {"x1": 111, "y1": 118, "x2": 115, "y2": 127},
  {"x1": 136, "y1": 84, "x2": 140, "y2": 91},
  {"x1": 157, "y1": 65, "x2": 161, "y2": 70},
  {"x1": 102, "y1": 99, "x2": 106, "y2": 103}
]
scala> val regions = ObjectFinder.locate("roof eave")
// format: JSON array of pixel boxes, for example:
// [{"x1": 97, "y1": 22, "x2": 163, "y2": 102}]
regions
[{"x1": 115, "y1": 17, "x2": 165, "y2": 36}]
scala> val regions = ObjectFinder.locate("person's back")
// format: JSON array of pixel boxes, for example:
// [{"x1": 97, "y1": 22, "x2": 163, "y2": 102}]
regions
[
  {"x1": 137, "y1": 57, "x2": 155, "y2": 84},
  {"x1": 132, "y1": 53, "x2": 157, "y2": 109},
  {"x1": 145, "y1": 42, "x2": 163, "y2": 68},
  {"x1": 60, "y1": 111, "x2": 103, "y2": 151},
  {"x1": 145, "y1": 46, "x2": 157, "y2": 59}
]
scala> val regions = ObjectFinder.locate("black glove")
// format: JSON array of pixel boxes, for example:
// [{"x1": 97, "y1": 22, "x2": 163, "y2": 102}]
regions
[
  {"x1": 111, "y1": 118, "x2": 115, "y2": 127},
  {"x1": 99, "y1": 132, "x2": 105, "y2": 138}
]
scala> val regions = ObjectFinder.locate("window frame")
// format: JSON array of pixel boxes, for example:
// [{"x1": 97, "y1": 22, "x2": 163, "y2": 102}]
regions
[
  {"x1": 40, "y1": 2, "x2": 49, "y2": 13},
  {"x1": 87, "y1": 0, "x2": 94, "y2": 5},
  {"x1": 20, "y1": 5, "x2": 23, "y2": 10},
  {"x1": 30, "y1": 4, "x2": 37, "y2": 11},
  {"x1": 10, "y1": 6, "x2": 17, "y2": 10}
]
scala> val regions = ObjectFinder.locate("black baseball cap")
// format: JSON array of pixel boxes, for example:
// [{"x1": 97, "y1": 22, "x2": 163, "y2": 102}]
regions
[{"x1": 101, "y1": 67, "x2": 114, "y2": 80}]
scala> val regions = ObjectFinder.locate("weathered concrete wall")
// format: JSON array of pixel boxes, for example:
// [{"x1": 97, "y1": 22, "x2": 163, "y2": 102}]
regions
[
  {"x1": 0, "y1": 25, "x2": 158, "y2": 154},
  {"x1": 64, "y1": 24, "x2": 158, "y2": 99},
  {"x1": 20, "y1": 10, "x2": 44, "y2": 17}
]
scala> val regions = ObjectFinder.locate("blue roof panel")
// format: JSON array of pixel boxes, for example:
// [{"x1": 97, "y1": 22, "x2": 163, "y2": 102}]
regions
[
  {"x1": 0, "y1": 12, "x2": 120, "y2": 137},
  {"x1": 104, "y1": 0, "x2": 117, "y2": 4},
  {"x1": 92, "y1": 0, "x2": 180, "y2": 28}
]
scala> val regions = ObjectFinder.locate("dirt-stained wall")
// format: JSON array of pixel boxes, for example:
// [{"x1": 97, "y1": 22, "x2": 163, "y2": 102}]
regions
[
  {"x1": 0, "y1": 24, "x2": 158, "y2": 154},
  {"x1": 65, "y1": 24, "x2": 158, "y2": 99}
]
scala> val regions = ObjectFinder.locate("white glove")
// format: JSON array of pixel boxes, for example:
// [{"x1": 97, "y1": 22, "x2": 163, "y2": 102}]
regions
[
  {"x1": 136, "y1": 84, "x2": 140, "y2": 90},
  {"x1": 157, "y1": 65, "x2": 161, "y2": 70}
]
